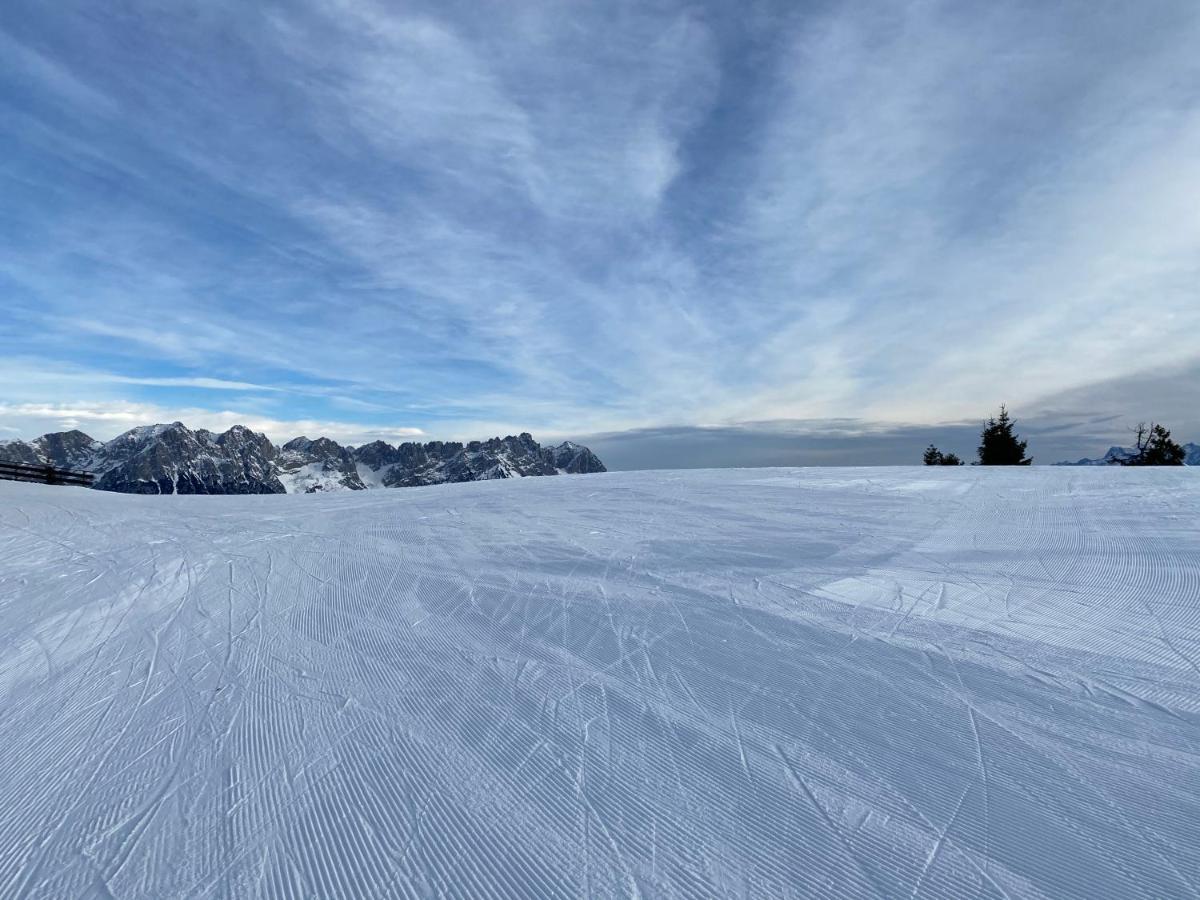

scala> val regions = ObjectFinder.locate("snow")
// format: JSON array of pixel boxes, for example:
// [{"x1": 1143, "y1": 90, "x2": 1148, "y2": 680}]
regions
[
  {"x1": 355, "y1": 461, "x2": 391, "y2": 489},
  {"x1": 277, "y1": 461, "x2": 349, "y2": 494},
  {"x1": 1, "y1": 467, "x2": 1198, "y2": 898}
]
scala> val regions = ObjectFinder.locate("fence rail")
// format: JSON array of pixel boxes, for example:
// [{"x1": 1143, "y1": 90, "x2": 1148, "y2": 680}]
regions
[{"x1": 0, "y1": 461, "x2": 95, "y2": 487}]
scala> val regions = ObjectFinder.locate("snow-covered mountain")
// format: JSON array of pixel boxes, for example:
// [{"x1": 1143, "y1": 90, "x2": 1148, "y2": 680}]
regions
[
  {"x1": 278, "y1": 436, "x2": 366, "y2": 493},
  {"x1": 0, "y1": 423, "x2": 606, "y2": 494},
  {"x1": 1056, "y1": 442, "x2": 1200, "y2": 466},
  {"x1": 542, "y1": 439, "x2": 607, "y2": 474},
  {"x1": 0, "y1": 428, "x2": 103, "y2": 469},
  {"x1": 83, "y1": 422, "x2": 285, "y2": 494},
  {"x1": 352, "y1": 432, "x2": 597, "y2": 487}
]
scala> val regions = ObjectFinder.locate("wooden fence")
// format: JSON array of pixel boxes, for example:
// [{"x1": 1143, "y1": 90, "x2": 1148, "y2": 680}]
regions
[{"x1": 0, "y1": 461, "x2": 95, "y2": 487}]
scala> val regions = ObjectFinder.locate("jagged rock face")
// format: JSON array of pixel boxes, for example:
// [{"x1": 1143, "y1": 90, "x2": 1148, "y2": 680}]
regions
[
  {"x1": 283, "y1": 437, "x2": 343, "y2": 461},
  {"x1": 542, "y1": 441, "x2": 607, "y2": 474},
  {"x1": 371, "y1": 441, "x2": 465, "y2": 487},
  {"x1": 94, "y1": 423, "x2": 286, "y2": 494},
  {"x1": 2, "y1": 425, "x2": 607, "y2": 494},
  {"x1": 358, "y1": 433, "x2": 567, "y2": 487},
  {"x1": 351, "y1": 440, "x2": 401, "y2": 472},
  {"x1": 0, "y1": 429, "x2": 103, "y2": 469},
  {"x1": 214, "y1": 425, "x2": 278, "y2": 462},
  {"x1": 454, "y1": 433, "x2": 558, "y2": 481},
  {"x1": 37, "y1": 430, "x2": 104, "y2": 469},
  {"x1": 278, "y1": 437, "x2": 365, "y2": 493},
  {"x1": 352, "y1": 433, "x2": 605, "y2": 487},
  {"x1": 0, "y1": 439, "x2": 42, "y2": 466},
  {"x1": 214, "y1": 426, "x2": 284, "y2": 491}
]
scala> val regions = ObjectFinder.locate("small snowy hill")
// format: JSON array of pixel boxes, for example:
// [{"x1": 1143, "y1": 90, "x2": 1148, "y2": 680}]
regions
[{"x1": 2, "y1": 468, "x2": 1199, "y2": 898}]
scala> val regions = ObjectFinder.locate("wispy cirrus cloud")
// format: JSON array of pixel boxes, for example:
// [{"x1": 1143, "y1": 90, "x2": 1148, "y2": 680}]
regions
[{"x1": 1, "y1": 0, "x2": 1198, "y2": 461}]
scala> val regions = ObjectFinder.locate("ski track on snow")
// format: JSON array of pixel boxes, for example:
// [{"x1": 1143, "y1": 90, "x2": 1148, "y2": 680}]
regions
[{"x1": 0, "y1": 468, "x2": 1198, "y2": 898}]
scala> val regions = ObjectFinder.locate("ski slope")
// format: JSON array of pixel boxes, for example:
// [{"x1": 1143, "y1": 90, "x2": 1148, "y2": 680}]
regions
[{"x1": 1, "y1": 467, "x2": 1198, "y2": 899}]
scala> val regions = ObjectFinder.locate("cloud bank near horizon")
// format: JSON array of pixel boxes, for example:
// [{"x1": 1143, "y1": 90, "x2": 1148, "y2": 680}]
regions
[{"x1": 2, "y1": 1, "x2": 1198, "y2": 461}]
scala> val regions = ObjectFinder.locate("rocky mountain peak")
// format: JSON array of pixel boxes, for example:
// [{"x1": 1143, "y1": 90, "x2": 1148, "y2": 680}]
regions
[{"x1": 1, "y1": 424, "x2": 606, "y2": 495}]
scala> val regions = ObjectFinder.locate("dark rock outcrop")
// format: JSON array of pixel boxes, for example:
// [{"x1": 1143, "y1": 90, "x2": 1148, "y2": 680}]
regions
[
  {"x1": 94, "y1": 422, "x2": 286, "y2": 494},
  {"x1": 0, "y1": 429, "x2": 103, "y2": 469},
  {"x1": 353, "y1": 433, "x2": 602, "y2": 487},
  {"x1": 542, "y1": 441, "x2": 607, "y2": 474}
]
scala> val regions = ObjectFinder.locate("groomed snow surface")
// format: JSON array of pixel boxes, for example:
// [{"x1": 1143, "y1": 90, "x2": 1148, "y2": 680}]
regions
[{"x1": 1, "y1": 468, "x2": 1198, "y2": 899}]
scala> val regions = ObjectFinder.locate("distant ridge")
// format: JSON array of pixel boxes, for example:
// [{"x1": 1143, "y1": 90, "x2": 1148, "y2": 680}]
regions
[
  {"x1": 1054, "y1": 442, "x2": 1200, "y2": 466},
  {"x1": 0, "y1": 423, "x2": 605, "y2": 494}
]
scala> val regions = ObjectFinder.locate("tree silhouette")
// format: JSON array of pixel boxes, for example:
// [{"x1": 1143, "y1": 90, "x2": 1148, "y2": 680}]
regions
[
  {"x1": 977, "y1": 406, "x2": 1031, "y2": 465},
  {"x1": 1116, "y1": 423, "x2": 1184, "y2": 466},
  {"x1": 923, "y1": 445, "x2": 964, "y2": 466}
]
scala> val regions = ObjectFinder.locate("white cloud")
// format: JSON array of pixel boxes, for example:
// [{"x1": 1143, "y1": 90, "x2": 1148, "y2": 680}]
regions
[
  {"x1": 722, "y1": 0, "x2": 1200, "y2": 424},
  {"x1": 0, "y1": 359, "x2": 284, "y2": 395},
  {"x1": 0, "y1": 402, "x2": 423, "y2": 446}
]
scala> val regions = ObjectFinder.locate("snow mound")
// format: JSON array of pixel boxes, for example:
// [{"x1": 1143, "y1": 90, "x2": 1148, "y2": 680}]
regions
[{"x1": 2, "y1": 467, "x2": 1199, "y2": 898}]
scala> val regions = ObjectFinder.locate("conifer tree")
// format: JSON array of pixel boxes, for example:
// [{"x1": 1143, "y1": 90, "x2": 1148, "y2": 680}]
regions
[
  {"x1": 1117, "y1": 423, "x2": 1185, "y2": 466},
  {"x1": 977, "y1": 405, "x2": 1031, "y2": 465},
  {"x1": 923, "y1": 445, "x2": 964, "y2": 466}
]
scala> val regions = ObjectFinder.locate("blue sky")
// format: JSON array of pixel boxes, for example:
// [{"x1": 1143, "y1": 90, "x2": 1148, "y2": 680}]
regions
[{"x1": 2, "y1": 0, "x2": 1199, "y2": 462}]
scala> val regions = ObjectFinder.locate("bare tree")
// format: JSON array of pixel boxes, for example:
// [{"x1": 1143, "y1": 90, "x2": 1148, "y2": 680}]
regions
[{"x1": 1116, "y1": 423, "x2": 1185, "y2": 466}]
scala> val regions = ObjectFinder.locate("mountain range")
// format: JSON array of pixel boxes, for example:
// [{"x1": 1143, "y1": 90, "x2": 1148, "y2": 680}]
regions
[
  {"x1": 0, "y1": 423, "x2": 606, "y2": 494},
  {"x1": 1055, "y1": 442, "x2": 1200, "y2": 466}
]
